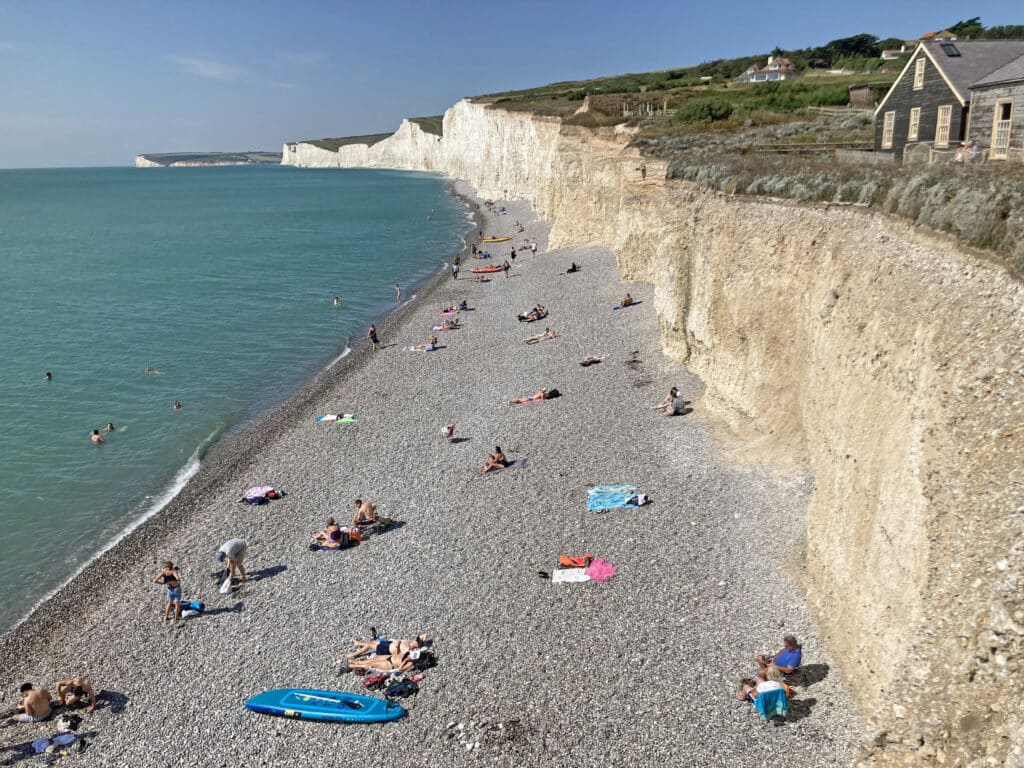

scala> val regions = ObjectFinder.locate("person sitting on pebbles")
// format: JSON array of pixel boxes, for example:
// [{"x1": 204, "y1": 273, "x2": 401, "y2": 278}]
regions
[
  {"x1": 481, "y1": 446, "x2": 509, "y2": 473},
  {"x1": 313, "y1": 517, "x2": 345, "y2": 548},
  {"x1": 756, "y1": 634, "x2": 802, "y2": 675},
  {"x1": 2, "y1": 683, "x2": 52, "y2": 725},
  {"x1": 352, "y1": 499, "x2": 377, "y2": 528},
  {"x1": 618, "y1": 292, "x2": 635, "y2": 308},
  {"x1": 654, "y1": 387, "x2": 685, "y2": 416},
  {"x1": 55, "y1": 675, "x2": 98, "y2": 713}
]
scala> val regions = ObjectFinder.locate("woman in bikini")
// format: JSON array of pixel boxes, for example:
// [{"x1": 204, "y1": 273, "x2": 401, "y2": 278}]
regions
[
  {"x1": 346, "y1": 634, "x2": 427, "y2": 660},
  {"x1": 347, "y1": 649, "x2": 419, "y2": 673},
  {"x1": 481, "y1": 446, "x2": 509, "y2": 473}
]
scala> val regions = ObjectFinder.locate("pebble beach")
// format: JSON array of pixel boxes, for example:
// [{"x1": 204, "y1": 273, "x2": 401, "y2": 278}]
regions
[{"x1": 0, "y1": 182, "x2": 867, "y2": 767}]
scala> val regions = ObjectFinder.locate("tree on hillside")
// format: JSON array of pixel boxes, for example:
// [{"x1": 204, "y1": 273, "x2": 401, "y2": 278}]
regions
[
  {"x1": 877, "y1": 37, "x2": 906, "y2": 51},
  {"x1": 947, "y1": 17, "x2": 984, "y2": 38},
  {"x1": 984, "y1": 25, "x2": 1024, "y2": 39}
]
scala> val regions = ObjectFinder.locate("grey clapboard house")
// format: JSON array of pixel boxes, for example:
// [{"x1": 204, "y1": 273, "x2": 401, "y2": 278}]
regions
[
  {"x1": 969, "y1": 54, "x2": 1024, "y2": 161},
  {"x1": 873, "y1": 40, "x2": 1024, "y2": 159}
]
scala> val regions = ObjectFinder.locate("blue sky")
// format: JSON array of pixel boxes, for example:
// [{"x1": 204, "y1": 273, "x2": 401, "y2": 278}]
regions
[{"x1": 0, "y1": 0, "x2": 1020, "y2": 167}]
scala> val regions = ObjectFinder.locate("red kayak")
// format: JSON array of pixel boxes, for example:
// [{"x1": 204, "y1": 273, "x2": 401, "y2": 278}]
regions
[{"x1": 471, "y1": 266, "x2": 502, "y2": 274}]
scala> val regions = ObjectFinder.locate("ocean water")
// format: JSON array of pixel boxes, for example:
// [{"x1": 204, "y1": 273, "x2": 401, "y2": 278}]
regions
[{"x1": 0, "y1": 166, "x2": 468, "y2": 634}]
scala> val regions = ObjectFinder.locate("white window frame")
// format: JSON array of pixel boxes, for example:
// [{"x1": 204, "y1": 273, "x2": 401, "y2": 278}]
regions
[
  {"x1": 991, "y1": 99, "x2": 1013, "y2": 160},
  {"x1": 908, "y1": 107, "x2": 921, "y2": 141},
  {"x1": 935, "y1": 105, "x2": 952, "y2": 147},
  {"x1": 913, "y1": 58, "x2": 926, "y2": 90},
  {"x1": 882, "y1": 111, "x2": 896, "y2": 149}
]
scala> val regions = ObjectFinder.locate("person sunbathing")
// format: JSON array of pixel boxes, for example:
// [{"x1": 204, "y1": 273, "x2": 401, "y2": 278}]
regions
[
  {"x1": 481, "y1": 446, "x2": 509, "y2": 473},
  {"x1": 352, "y1": 499, "x2": 377, "y2": 528},
  {"x1": 409, "y1": 335, "x2": 438, "y2": 352},
  {"x1": 509, "y1": 388, "x2": 559, "y2": 404},
  {"x1": 313, "y1": 517, "x2": 344, "y2": 548},
  {"x1": 618, "y1": 293, "x2": 635, "y2": 308},
  {"x1": 523, "y1": 328, "x2": 556, "y2": 345},
  {"x1": 434, "y1": 319, "x2": 458, "y2": 331},
  {"x1": 346, "y1": 634, "x2": 428, "y2": 660},
  {"x1": 347, "y1": 649, "x2": 419, "y2": 673}
]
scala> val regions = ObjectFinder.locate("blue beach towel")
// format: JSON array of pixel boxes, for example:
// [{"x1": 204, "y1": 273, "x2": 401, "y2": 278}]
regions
[
  {"x1": 587, "y1": 485, "x2": 638, "y2": 512},
  {"x1": 755, "y1": 688, "x2": 790, "y2": 721}
]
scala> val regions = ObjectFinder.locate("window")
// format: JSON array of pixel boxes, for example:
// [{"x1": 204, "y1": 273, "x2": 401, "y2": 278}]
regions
[
  {"x1": 908, "y1": 107, "x2": 921, "y2": 141},
  {"x1": 913, "y1": 58, "x2": 926, "y2": 90},
  {"x1": 991, "y1": 100, "x2": 1013, "y2": 159},
  {"x1": 940, "y1": 43, "x2": 960, "y2": 57},
  {"x1": 935, "y1": 105, "x2": 952, "y2": 147},
  {"x1": 882, "y1": 111, "x2": 896, "y2": 149}
]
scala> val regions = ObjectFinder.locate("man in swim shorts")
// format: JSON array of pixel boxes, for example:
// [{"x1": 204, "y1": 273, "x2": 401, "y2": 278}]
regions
[
  {"x1": 55, "y1": 675, "x2": 98, "y2": 713},
  {"x1": 352, "y1": 499, "x2": 377, "y2": 528},
  {"x1": 2, "y1": 683, "x2": 51, "y2": 725},
  {"x1": 217, "y1": 539, "x2": 248, "y2": 583},
  {"x1": 90, "y1": 429, "x2": 104, "y2": 444}
]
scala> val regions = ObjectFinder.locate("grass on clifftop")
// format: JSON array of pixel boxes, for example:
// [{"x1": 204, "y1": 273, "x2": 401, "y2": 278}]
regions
[
  {"x1": 410, "y1": 116, "x2": 443, "y2": 136},
  {"x1": 304, "y1": 134, "x2": 392, "y2": 151}
]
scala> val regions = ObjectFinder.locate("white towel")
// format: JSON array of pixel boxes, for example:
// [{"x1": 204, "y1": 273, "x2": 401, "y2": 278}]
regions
[{"x1": 552, "y1": 568, "x2": 590, "y2": 584}]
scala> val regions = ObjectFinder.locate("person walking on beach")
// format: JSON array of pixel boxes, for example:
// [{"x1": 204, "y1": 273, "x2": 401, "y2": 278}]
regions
[
  {"x1": 153, "y1": 561, "x2": 182, "y2": 623},
  {"x1": 502, "y1": 259, "x2": 511, "y2": 279},
  {"x1": 510, "y1": 247, "x2": 516, "y2": 262},
  {"x1": 531, "y1": 241, "x2": 538, "y2": 256},
  {"x1": 368, "y1": 324, "x2": 380, "y2": 350},
  {"x1": 2, "y1": 683, "x2": 52, "y2": 725},
  {"x1": 452, "y1": 263, "x2": 459, "y2": 280},
  {"x1": 394, "y1": 284, "x2": 402, "y2": 303},
  {"x1": 217, "y1": 538, "x2": 248, "y2": 584}
]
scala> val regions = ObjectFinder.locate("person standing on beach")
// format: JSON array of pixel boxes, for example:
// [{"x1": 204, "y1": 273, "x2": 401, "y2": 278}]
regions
[
  {"x1": 368, "y1": 324, "x2": 380, "y2": 351},
  {"x1": 502, "y1": 259, "x2": 511, "y2": 279},
  {"x1": 394, "y1": 284, "x2": 402, "y2": 303},
  {"x1": 531, "y1": 241, "x2": 538, "y2": 256},
  {"x1": 452, "y1": 263, "x2": 459, "y2": 280},
  {"x1": 153, "y1": 561, "x2": 182, "y2": 623},
  {"x1": 217, "y1": 539, "x2": 248, "y2": 584}
]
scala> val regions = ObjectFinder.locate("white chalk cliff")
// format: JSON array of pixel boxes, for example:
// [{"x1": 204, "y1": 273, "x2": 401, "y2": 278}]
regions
[{"x1": 284, "y1": 99, "x2": 1024, "y2": 767}]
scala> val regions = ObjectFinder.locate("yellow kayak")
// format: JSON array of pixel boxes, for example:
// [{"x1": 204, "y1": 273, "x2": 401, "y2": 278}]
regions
[{"x1": 481, "y1": 236, "x2": 511, "y2": 242}]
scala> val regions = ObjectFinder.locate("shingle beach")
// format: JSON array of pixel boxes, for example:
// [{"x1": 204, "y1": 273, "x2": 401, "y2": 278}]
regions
[{"x1": 0, "y1": 182, "x2": 866, "y2": 767}]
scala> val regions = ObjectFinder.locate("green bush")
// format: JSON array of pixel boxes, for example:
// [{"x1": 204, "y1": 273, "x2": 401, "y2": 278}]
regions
[{"x1": 677, "y1": 98, "x2": 734, "y2": 123}]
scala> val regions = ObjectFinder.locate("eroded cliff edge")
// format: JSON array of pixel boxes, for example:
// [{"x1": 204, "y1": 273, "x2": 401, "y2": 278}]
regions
[{"x1": 286, "y1": 100, "x2": 1024, "y2": 766}]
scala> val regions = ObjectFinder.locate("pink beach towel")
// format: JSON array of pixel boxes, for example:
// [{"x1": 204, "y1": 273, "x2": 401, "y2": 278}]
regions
[{"x1": 585, "y1": 558, "x2": 617, "y2": 582}]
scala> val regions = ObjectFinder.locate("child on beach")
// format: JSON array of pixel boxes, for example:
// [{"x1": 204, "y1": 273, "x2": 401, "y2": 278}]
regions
[{"x1": 153, "y1": 561, "x2": 182, "y2": 622}]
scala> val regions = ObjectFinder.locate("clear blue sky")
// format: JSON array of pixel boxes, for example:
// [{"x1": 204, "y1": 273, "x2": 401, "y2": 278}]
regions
[{"x1": 0, "y1": 0, "x2": 1019, "y2": 167}]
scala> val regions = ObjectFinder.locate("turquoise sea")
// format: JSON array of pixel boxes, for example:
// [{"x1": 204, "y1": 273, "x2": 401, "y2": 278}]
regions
[{"x1": 0, "y1": 166, "x2": 469, "y2": 635}]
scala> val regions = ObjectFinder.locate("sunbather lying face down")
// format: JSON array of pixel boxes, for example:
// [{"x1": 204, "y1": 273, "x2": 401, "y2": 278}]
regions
[
  {"x1": 523, "y1": 328, "x2": 556, "y2": 344},
  {"x1": 509, "y1": 388, "x2": 560, "y2": 404}
]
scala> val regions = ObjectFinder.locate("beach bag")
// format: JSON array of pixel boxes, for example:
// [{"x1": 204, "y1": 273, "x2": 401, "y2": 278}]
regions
[
  {"x1": 347, "y1": 528, "x2": 362, "y2": 544},
  {"x1": 412, "y1": 651, "x2": 437, "y2": 671},
  {"x1": 384, "y1": 679, "x2": 418, "y2": 699}
]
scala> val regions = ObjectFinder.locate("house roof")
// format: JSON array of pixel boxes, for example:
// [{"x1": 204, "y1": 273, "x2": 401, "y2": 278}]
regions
[
  {"x1": 972, "y1": 51, "x2": 1024, "y2": 88},
  {"x1": 920, "y1": 40, "x2": 1024, "y2": 102},
  {"x1": 921, "y1": 30, "x2": 955, "y2": 40}
]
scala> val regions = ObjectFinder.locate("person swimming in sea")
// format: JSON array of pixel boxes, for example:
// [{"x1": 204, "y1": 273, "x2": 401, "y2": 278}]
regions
[
  {"x1": 105, "y1": 422, "x2": 116, "y2": 432},
  {"x1": 90, "y1": 429, "x2": 104, "y2": 444},
  {"x1": 173, "y1": 400, "x2": 182, "y2": 410},
  {"x1": 44, "y1": 372, "x2": 52, "y2": 381},
  {"x1": 144, "y1": 366, "x2": 161, "y2": 375},
  {"x1": 333, "y1": 296, "x2": 341, "y2": 307}
]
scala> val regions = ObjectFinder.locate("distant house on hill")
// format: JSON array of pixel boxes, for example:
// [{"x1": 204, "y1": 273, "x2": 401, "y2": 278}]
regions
[
  {"x1": 736, "y1": 56, "x2": 800, "y2": 83},
  {"x1": 873, "y1": 39, "x2": 1024, "y2": 158},
  {"x1": 969, "y1": 53, "x2": 1024, "y2": 161},
  {"x1": 881, "y1": 45, "x2": 907, "y2": 60},
  {"x1": 920, "y1": 30, "x2": 957, "y2": 41}
]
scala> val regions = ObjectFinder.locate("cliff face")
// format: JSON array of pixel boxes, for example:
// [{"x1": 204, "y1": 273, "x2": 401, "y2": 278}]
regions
[
  {"x1": 282, "y1": 119, "x2": 443, "y2": 170},
  {"x1": 286, "y1": 100, "x2": 1024, "y2": 766}
]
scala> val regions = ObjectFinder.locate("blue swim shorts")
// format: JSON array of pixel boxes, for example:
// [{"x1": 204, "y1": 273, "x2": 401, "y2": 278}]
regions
[{"x1": 166, "y1": 586, "x2": 182, "y2": 602}]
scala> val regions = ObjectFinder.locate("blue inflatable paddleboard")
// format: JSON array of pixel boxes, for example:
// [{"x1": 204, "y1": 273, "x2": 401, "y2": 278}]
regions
[{"x1": 245, "y1": 689, "x2": 405, "y2": 723}]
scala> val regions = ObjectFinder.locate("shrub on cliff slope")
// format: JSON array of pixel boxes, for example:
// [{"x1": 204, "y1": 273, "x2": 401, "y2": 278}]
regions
[{"x1": 641, "y1": 115, "x2": 1024, "y2": 274}]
